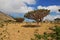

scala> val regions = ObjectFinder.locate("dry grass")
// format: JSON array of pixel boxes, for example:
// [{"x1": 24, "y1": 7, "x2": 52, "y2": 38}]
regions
[{"x1": 0, "y1": 22, "x2": 60, "y2": 40}]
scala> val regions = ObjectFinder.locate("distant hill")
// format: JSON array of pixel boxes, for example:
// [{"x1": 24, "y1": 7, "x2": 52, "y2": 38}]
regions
[{"x1": 0, "y1": 11, "x2": 15, "y2": 22}]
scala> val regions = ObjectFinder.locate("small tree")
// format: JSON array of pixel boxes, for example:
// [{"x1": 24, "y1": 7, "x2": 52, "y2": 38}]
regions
[
  {"x1": 54, "y1": 18, "x2": 60, "y2": 23},
  {"x1": 24, "y1": 9, "x2": 50, "y2": 23},
  {"x1": 15, "y1": 18, "x2": 24, "y2": 22}
]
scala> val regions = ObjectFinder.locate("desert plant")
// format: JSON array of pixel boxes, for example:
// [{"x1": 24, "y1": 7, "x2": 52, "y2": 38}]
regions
[
  {"x1": 31, "y1": 26, "x2": 60, "y2": 40},
  {"x1": 43, "y1": 26, "x2": 60, "y2": 40},
  {"x1": 24, "y1": 9, "x2": 50, "y2": 23},
  {"x1": 49, "y1": 26, "x2": 60, "y2": 40},
  {"x1": 54, "y1": 18, "x2": 60, "y2": 23},
  {"x1": 42, "y1": 32, "x2": 49, "y2": 40},
  {"x1": 31, "y1": 32, "x2": 50, "y2": 40},
  {"x1": 15, "y1": 18, "x2": 24, "y2": 22},
  {"x1": 31, "y1": 33, "x2": 42, "y2": 40}
]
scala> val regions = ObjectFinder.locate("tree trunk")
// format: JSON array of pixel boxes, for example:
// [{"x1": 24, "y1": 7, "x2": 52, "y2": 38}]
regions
[{"x1": 39, "y1": 18, "x2": 43, "y2": 22}]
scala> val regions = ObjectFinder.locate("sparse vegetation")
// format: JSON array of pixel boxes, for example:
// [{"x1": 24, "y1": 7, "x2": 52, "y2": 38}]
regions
[
  {"x1": 54, "y1": 18, "x2": 60, "y2": 23},
  {"x1": 0, "y1": 29, "x2": 10, "y2": 40},
  {"x1": 49, "y1": 26, "x2": 60, "y2": 40},
  {"x1": 0, "y1": 22, "x2": 10, "y2": 40},
  {"x1": 14, "y1": 18, "x2": 24, "y2": 22},
  {"x1": 31, "y1": 26, "x2": 60, "y2": 40},
  {"x1": 0, "y1": 23, "x2": 4, "y2": 28}
]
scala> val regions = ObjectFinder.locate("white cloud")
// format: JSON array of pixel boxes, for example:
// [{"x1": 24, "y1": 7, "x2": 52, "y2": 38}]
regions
[
  {"x1": 37, "y1": 5, "x2": 60, "y2": 13},
  {"x1": 22, "y1": 0, "x2": 36, "y2": 4},
  {"x1": 37, "y1": 5, "x2": 60, "y2": 21},
  {"x1": 17, "y1": 6, "x2": 34, "y2": 13},
  {"x1": 0, "y1": 0, "x2": 36, "y2": 13},
  {"x1": 43, "y1": 15, "x2": 60, "y2": 21}
]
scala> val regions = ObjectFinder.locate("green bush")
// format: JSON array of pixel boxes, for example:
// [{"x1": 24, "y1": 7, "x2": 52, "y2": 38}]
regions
[
  {"x1": 49, "y1": 26, "x2": 60, "y2": 40},
  {"x1": 31, "y1": 26, "x2": 60, "y2": 40}
]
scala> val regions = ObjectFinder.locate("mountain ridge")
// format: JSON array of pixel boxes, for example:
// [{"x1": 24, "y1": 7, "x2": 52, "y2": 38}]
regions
[{"x1": 0, "y1": 11, "x2": 15, "y2": 22}]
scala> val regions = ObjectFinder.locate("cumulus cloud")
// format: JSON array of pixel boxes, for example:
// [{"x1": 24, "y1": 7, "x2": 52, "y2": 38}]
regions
[
  {"x1": 37, "y1": 5, "x2": 60, "y2": 13},
  {"x1": 0, "y1": 0, "x2": 36, "y2": 13},
  {"x1": 37, "y1": 5, "x2": 60, "y2": 21},
  {"x1": 43, "y1": 15, "x2": 60, "y2": 21}
]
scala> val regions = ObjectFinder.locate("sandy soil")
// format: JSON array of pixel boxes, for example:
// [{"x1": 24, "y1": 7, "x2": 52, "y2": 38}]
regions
[{"x1": 0, "y1": 22, "x2": 60, "y2": 40}]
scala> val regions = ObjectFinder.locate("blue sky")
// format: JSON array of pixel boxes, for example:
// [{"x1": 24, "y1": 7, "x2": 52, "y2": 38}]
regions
[
  {"x1": 36, "y1": 0, "x2": 60, "y2": 6},
  {"x1": 26, "y1": 0, "x2": 60, "y2": 8},
  {"x1": 0, "y1": 0, "x2": 60, "y2": 21},
  {"x1": 10, "y1": 0, "x2": 60, "y2": 17},
  {"x1": 15, "y1": 0, "x2": 60, "y2": 21}
]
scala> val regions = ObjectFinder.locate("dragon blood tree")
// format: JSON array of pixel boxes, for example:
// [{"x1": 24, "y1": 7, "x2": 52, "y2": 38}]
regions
[{"x1": 24, "y1": 9, "x2": 50, "y2": 23}]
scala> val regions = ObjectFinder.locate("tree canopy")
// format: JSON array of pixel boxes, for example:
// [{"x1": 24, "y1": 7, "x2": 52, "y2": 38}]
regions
[
  {"x1": 24, "y1": 9, "x2": 50, "y2": 22},
  {"x1": 54, "y1": 18, "x2": 60, "y2": 21}
]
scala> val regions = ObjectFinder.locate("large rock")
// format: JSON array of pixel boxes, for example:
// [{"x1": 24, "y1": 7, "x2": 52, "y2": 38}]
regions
[{"x1": 0, "y1": 11, "x2": 15, "y2": 22}]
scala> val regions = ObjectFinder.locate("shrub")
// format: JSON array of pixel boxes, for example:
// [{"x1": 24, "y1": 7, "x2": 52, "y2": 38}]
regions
[
  {"x1": 49, "y1": 26, "x2": 60, "y2": 40},
  {"x1": 31, "y1": 26, "x2": 60, "y2": 40},
  {"x1": 15, "y1": 18, "x2": 24, "y2": 22},
  {"x1": 0, "y1": 23, "x2": 4, "y2": 28}
]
